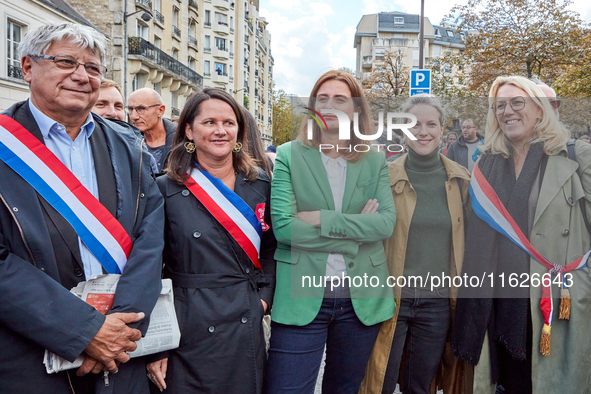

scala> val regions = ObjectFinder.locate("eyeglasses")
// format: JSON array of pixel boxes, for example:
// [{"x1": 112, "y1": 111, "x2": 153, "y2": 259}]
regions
[
  {"x1": 126, "y1": 104, "x2": 161, "y2": 115},
  {"x1": 462, "y1": 125, "x2": 475, "y2": 130},
  {"x1": 549, "y1": 99, "x2": 561, "y2": 109},
  {"x1": 492, "y1": 96, "x2": 531, "y2": 114},
  {"x1": 32, "y1": 54, "x2": 106, "y2": 78}
]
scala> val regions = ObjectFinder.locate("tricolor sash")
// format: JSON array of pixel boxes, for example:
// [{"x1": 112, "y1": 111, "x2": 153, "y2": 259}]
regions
[
  {"x1": 0, "y1": 114, "x2": 131, "y2": 274},
  {"x1": 184, "y1": 167, "x2": 263, "y2": 269},
  {"x1": 470, "y1": 164, "x2": 589, "y2": 355}
]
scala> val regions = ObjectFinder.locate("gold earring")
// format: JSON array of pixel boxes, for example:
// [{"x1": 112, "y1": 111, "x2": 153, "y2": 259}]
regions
[
  {"x1": 184, "y1": 141, "x2": 196, "y2": 153},
  {"x1": 233, "y1": 142, "x2": 242, "y2": 153}
]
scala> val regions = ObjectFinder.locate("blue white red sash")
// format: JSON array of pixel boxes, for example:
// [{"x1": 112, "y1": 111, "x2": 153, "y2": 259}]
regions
[
  {"x1": 470, "y1": 164, "x2": 588, "y2": 354},
  {"x1": 184, "y1": 167, "x2": 263, "y2": 269},
  {"x1": 0, "y1": 115, "x2": 131, "y2": 274}
]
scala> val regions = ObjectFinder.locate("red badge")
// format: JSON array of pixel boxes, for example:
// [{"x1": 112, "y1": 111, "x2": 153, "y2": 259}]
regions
[{"x1": 256, "y1": 203, "x2": 270, "y2": 231}]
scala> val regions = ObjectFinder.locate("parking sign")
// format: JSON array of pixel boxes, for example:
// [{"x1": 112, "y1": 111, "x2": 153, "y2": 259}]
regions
[{"x1": 410, "y1": 69, "x2": 431, "y2": 96}]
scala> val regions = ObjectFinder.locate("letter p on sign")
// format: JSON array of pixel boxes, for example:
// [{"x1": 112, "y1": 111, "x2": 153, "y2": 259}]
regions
[{"x1": 409, "y1": 69, "x2": 431, "y2": 96}]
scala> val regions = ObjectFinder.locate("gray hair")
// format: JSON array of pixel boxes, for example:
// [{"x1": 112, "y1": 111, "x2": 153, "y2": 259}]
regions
[
  {"x1": 19, "y1": 23, "x2": 107, "y2": 66},
  {"x1": 400, "y1": 94, "x2": 446, "y2": 126}
]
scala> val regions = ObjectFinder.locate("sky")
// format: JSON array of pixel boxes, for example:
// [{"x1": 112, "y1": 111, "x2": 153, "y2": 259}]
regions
[{"x1": 260, "y1": 0, "x2": 591, "y2": 97}]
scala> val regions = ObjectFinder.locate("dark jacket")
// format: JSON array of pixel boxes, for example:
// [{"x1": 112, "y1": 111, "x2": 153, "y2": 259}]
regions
[
  {"x1": 157, "y1": 118, "x2": 177, "y2": 174},
  {"x1": 0, "y1": 100, "x2": 164, "y2": 393},
  {"x1": 446, "y1": 133, "x2": 484, "y2": 170},
  {"x1": 155, "y1": 170, "x2": 276, "y2": 393}
]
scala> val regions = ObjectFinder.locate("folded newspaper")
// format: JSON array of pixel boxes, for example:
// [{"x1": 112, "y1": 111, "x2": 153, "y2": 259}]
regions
[{"x1": 44, "y1": 274, "x2": 180, "y2": 374}]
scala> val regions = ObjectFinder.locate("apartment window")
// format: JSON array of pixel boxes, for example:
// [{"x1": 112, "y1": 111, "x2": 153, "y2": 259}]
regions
[
  {"x1": 434, "y1": 28, "x2": 441, "y2": 37},
  {"x1": 172, "y1": 49, "x2": 179, "y2": 60},
  {"x1": 215, "y1": 37, "x2": 227, "y2": 50},
  {"x1": 446, "y1": 30, "x2": 455, "y2": 38},
  {"x1": 154, "y1": 0, "x2": 161, "y2": 12},
  {"x1": 132, "y1": 73, "x2": 146, "y2": 91},
  {"x1": 189, "y1": 57, "x2": 196, "y2": 70},
  {"x1": 204, "y1": 35, "x2": 211, "y2": 51},
  {"x1": 154, "y1": 36, "x2": 161, "y2": 49},
  {"x1": 214, "y1": 62, "x2": 227, "y2": 75},
  {"x1": 154, "y1": 81, "x2": 161, "y2": 94},
  {"x1": 394, "y1": 33, "x2": 403, "y2": 38},
  {"x1": 394, "y1": 17, "x2": 404, "y2": 24},
  {"x1": 204, "y1": 60, "x2": 211, "y2": 76},
  {"x1": 205, "y1": 10, "x2": 211, "y2": 26},
  {"x1": 375, "y1": 48, "x2": 385, "y2": 60},
  {"x1": 215, "y1": 12, "x2": 228, "y2": 26},
  {"x1": 7, "y1": 20, "x2": 23, "y2": 79},
  {"x1": 230, "y1": 16, "x2": 234, "y2": 27},
  {"x1": 413, "y1": 49, "x2": 419, "y2": 61},
  {"x1": 459, "y1": 33, "x2": 466, "y2": 41},
  {"x1": 173, "y1": 8, "x2": 179, "y2": 28},
  {"x1": 136, "y1": 21, "x2": 149, "y2": 40},
  {"x1": 432, "y1": 45, "x2": 441, "y2": 57},
  {"x1": 171, "y1": 91, "x2": 178, "y2": 111}
]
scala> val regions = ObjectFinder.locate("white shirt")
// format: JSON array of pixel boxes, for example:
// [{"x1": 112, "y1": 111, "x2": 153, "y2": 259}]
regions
[{"x1": 320, "y1": 152, "x2": 348, "y2": 278}]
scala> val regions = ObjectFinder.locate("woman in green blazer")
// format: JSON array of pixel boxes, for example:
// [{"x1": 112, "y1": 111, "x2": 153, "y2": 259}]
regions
[{"x1": 263, "y1": 70, "x2": 396, "y2": 393}]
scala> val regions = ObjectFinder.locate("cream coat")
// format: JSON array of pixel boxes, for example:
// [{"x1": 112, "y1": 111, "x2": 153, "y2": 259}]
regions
[{"x1": 360, "y1": 153, "x2": 472, "y2": 393}]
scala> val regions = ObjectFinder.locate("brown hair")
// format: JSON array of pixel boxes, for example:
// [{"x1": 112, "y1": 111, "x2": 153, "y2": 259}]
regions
[
  {"x1": 99, "y1": 79, "x2": 123, "y2": 98},
  {"x1": 297, "y1": 70, "x2": 372, "y2": 162},
  {"x1": 166, "y1": 87, "x2": 258, "y2": 183},
  {"x1": 242, "y1": 107, "x2": 273, "y2": 178}
]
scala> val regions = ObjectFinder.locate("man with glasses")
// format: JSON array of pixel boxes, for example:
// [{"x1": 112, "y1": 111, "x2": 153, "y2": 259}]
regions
[
  {"x1": 0, "y1": 23, "x2": 164, "y2": 393},
  {"x1": 127, "y1": 88, "x2": 176, "y2": 174},
  {"x1": 446, "y1": 118, "x2": 484, "y2": 173}
]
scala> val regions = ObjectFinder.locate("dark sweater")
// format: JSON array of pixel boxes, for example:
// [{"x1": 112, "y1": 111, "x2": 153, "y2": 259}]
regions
[{"x1": 403, "y1": 147, "x2": 452, "y2": 289}]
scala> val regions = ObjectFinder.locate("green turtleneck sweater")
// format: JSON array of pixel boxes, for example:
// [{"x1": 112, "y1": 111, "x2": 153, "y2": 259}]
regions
[{"x1": 402, "y1": 147, "x2": 452, "y2": 289}]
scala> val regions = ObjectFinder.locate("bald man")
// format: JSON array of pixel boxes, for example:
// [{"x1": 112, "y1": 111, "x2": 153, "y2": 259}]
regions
[{"x1": 127, "y1": 88, "x2": 176, "y2": 173}]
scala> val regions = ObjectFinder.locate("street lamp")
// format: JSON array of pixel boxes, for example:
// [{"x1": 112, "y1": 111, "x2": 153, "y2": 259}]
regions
[
  {"x1": 123, "y1": 4, "x2": 152, "y2": 103},
  {"x1": 419, "y1": 0, "x2": 425, "y2": 69}
]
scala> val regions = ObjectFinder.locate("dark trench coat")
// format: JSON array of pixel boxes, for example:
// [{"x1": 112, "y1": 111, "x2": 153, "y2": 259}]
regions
[{"x1": 154, "y1": 170, "x2": 276, "y2": 393}]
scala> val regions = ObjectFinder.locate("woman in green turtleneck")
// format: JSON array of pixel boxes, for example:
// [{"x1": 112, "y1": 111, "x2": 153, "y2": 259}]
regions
[{"x1": 362, "y1": 95, "x2": 471, "y2": 394}]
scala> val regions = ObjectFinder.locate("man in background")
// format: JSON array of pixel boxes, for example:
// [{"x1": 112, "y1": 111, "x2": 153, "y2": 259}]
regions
[
  {"x1": 127, "y1": 88, "x2": 175, "y2": 173},
  {"x1": 93, "y1": 79, "x2": 125, "y2": 121},
  {"x1": 447, "y1": 118, "x2": 483, "y2": 173}
]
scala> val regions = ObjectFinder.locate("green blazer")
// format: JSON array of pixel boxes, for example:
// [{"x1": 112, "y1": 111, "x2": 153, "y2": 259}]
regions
[{"x1": 270, "y1": 140, "x2": 396, "y2": 326}]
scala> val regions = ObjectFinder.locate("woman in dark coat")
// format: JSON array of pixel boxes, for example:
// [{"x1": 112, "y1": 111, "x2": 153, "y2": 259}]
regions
[{"x1": 146, "y1": 88, "x2": 276, "y2": 393}]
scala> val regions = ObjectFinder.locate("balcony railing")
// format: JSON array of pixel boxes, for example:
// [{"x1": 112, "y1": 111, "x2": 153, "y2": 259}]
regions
[
  {"x1": 188, "y1": 35, "x2": 198, "y2": 48},
  {"x1": 230, "y1": 27, "x2": 234, "y2": 34},
  {"x1": 204, "y1": 46, "x2": 211, "y2": 52},
  {"x1": 247, "y1": 20, "x2": 253, "y2": 32},
  {"x1": 230, "y1": 51, "x2": 234, "y2": 57},
  {"x1": 136, "y1": 0, "x2": 152, "y2": 10},
  {"x1": 189, "y1": 0, "x2": 198, "y2": 10},
  {"x1": 204, "y1": 71, "x2": 211, "y2": 77},
  {"x1": 7, "y1": 65, "x2": 23, "y2": 80},
  {"x1": 258, "y1": 38, "x2": 267, "y2": 53},
  {"x1": 154, "y1": 10, "x2": 164, "y2": 25},
  {"x1": 128, "y1": 36, "x2": 203, "y2": 88},
  {"x1": 173, "y1": 26, "x2": 181, "y2": 37}
]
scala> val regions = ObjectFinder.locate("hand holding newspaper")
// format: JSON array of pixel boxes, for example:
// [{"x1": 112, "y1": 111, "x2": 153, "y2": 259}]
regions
[{"x1": 44, "y1": 275, "x2": 180, "y2": 374}]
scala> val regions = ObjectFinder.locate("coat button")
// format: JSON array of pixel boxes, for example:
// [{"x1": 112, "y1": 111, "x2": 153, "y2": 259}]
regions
[
  {"x1": 74, "y1": 268, "x2": 83, "y2": 277},
  {"x1": 208, "y1": 325, "x2": 215, "y2": 333},
  {"x1": 40, "y1": 267, "x2": 45, "y2": 272},
  {"x1": 329, "y1": 231, "x2": 334, "y2": 236},
  {"x1": 241, "y1": 317, "x2": 248, "y2": 324},
  {"x1": 12, "y1": 207, "x2": 18, "y2": 212},
  {"x1": 245, "y1": 267, "x2": 250, "y2": 273},
  {"x1": 562, "y1": 229, "x2": 570, "y2": 236},
  {"x1": 343, "y1": 233, "x2": 347, "y2": 238},
  {"x1": 348, "y1": 262, "x2": 354, "y2": 268},
  {"x1": 568, "y1": 197, "x2": 574, "y2": 204},
  {"x1": 140, "y1": 193, "x2": 145, "y2": 198},
  {"x1": 182, "y1": 190, "x2": 190, "y2": 196},
  {"x1": 193, "y1": 230, "x2": 201, "y2": 238}
]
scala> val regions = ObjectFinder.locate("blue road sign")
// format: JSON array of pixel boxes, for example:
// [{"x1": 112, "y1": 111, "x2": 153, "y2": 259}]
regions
[{"x1": 410, "y1": 69, "x2": 431, "y2": 96}]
